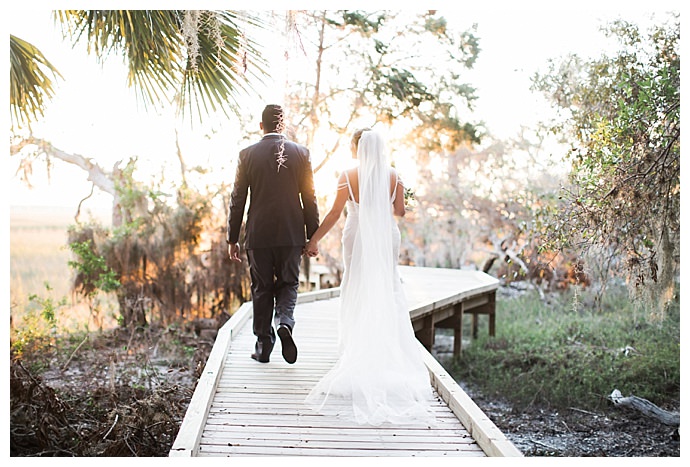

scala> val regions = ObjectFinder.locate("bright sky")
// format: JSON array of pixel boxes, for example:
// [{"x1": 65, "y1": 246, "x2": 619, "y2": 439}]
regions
[{"x1": 5, "y1": 2, "x2": 682, "y2": 213}]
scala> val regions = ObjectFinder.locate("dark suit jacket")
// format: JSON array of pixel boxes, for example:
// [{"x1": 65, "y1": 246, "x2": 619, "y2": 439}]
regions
[{"x1": 226, "y1": 134, "x2": 319, "y2": 249}]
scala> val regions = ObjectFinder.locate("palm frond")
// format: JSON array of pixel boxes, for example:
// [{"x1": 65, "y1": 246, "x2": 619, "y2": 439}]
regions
[
  {"x1": 179, "y1": 10, "x2": 268, "y2": 120},
  {"x1": 53, "y1": 10, "x2": 268, "y2": 122},
  {"x1": 9, "y1": 34, "x2": 63, "y2": 130}
]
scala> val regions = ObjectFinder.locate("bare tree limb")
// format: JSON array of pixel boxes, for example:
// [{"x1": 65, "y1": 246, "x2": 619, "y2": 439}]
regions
[
  {"x1": 488, "y1": 234, "x2": 529, "y2": 274},
  {"x1": 608, "y1": 389, "x2": 680, "y2": 426},
  {"x1": 11, "y1": 136, "x2": 116, "y2": 196},
  {"x1": 174, "y1": 129, "x2": 187, "y2": 187},
  {"x1": 75, "y1": 183, "x2": 95, "y2": 223}
]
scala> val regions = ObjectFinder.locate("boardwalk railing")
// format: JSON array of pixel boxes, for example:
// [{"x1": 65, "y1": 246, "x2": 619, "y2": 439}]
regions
[{"x1": 170, "y1": 266, "x2": 521, "y2": 457}]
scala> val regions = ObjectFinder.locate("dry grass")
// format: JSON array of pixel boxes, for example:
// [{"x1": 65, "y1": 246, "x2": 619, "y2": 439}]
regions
[{"x1": 10, "y1": 206, "x2": 116, "y2": 333}]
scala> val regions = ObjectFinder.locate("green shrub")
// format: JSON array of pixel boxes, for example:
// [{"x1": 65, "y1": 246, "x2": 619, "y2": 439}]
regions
[{"x1": 448, "y1": 285, "x2": 680, "y2": 411}]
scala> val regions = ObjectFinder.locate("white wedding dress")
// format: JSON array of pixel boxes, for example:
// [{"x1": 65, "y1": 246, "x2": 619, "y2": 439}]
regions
[{"x1": 305, "y1": 131, "x2": 434, "y2": 426}]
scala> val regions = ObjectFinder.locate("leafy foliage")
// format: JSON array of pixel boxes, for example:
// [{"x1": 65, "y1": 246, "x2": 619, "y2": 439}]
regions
[
  {"x1": 278, "y1": 10, "x2": 484, "y2": 276},
  {"x1": 12, "y1": 284, "x2": 69, "y2": 357},
  {"x1": 339, "y1": 11, "x2": 385, "y2": 34},
  {"x1": 283, "y1": 10, "x2": 482, "y2": 168},
  {"x1": 68, "y1": 240, "x2": 121, "y2": 296},
  {"x1": 67, "y1": 161, "x2": 250, "y2": 328},
  {"x1": 532, "y1": 14, "x2": 680, "y2": 311}
]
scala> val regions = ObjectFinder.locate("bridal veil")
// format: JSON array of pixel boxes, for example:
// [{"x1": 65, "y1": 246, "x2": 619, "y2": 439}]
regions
[{"x1": 305, "y1": 130, "x2": 434, "y2": 426}]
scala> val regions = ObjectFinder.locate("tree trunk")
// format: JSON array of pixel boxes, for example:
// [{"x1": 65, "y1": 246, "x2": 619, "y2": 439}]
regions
[{"x1": 11, "y1": 136, "x2": 126, "y2": 226}]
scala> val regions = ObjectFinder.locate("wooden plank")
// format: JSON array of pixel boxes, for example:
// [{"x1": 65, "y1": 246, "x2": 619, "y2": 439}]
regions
[
  {"x1": 201, "y1": 426, "x2": 471, "y2": 438},
  {"x1": 421, "y1": 347, "x2": 523, "y2": 457},
  {"x1": 402, "y1": 266, "x2": 498, "y2": 323},
  {"x1": 199, "y1": 436, "x2": 480, "y2": 451},
  {"x1": 209, "y1": 397, "x2": 448, "y2": 407},
  {"x1": 296, "y1": 287, "x2": 341, "y2": 303},
  {"x1": 203, "y1": 414, "x2": 463, "y2": 427},
  {"x1": 208, "y1": 400, "x2": 452, "y2": 411},
  {"x1": 197, "y1": 445, "x2": 486, "y2": 457},
  {"x1": 218, "y1": 373, "x2": 324, "y2": 381},
  {"x1": 206, "y1": 412, "x2": 461, "y2": 422},
  {"x1": 169, "y1": 301, "x2": 253, "y2": 457},
  {"x1": 170, "y1": 291, "x2": 343, "y2": 456}
]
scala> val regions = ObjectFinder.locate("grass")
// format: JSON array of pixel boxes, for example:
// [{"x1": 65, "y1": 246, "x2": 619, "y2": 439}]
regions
[
  {"x1": 447, "y1": 284, "x2": 681, "y2": 412},
  {"x1": 10, "y1": 206, "x2": 118, "y2": 339},
  {"x1": 11, "y1": 224, "x2": 72, "y2": 291}
]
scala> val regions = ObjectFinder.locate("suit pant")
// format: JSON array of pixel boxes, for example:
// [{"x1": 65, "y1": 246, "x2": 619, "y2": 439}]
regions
[{"x1": 246, "y1": 246, "x2": 302, "y2": 346}]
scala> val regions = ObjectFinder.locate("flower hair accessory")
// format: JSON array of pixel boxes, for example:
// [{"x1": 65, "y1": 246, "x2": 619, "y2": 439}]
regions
[
  {"x1": 276, "y1": 137, "x2": 287, "y2": 172},
  {"x1": 262, "y1": 104, "x2": 288, "y2": 172}
]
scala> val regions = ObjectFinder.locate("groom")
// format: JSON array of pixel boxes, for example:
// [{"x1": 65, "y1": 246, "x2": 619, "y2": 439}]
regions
[{"x1": 227, "y1": 104, "x2": 319, "y2": 364}]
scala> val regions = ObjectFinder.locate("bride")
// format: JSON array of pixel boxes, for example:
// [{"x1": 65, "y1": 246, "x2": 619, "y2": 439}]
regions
[{"x1": 303, "y1": 129, "x2": 434, "y2": 426}]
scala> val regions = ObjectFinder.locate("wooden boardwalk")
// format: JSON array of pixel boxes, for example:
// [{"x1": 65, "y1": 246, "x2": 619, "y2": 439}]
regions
[{"x1": 170, "y1": 266, "x2": 521, "y2": 457}]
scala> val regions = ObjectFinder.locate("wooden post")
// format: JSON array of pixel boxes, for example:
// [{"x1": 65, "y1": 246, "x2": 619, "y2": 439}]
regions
[
  {"x1": 453, "y1": 302, "x2": 464, "y2": 357},
  {"x1": 415, "y1": 314, "x2": 435, "y2": 351},
  {"x1": 472, "y1": 310, "x2": 479, "y2": 339},
  {"x1": 471, "y1": 291, "x2": 496, "y2": 339},
  {"x1": 488, "y1": 291, "x2": 496, "y2": 337}
]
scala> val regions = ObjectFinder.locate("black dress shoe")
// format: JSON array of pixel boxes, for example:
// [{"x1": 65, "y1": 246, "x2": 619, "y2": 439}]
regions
[
  {"x1": 251, "y1": 340, "x2": 272, "y2": 363},
  {"x1": 277, "y1": 324, "x2": 297, "y2": 364}
]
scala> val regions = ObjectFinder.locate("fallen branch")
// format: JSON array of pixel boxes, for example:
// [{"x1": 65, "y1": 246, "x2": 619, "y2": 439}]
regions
[
  {"x1": 568, "y1": 406, "x2": 602, "y2": 417},
  {"x1": 530, "y1": 438, "x2": 560, "y2": 452},
  {"x1": 608, "y1": 389, "x2": 680, "y2": 426},
  {"x1": 61, "y1": 334, "x2": 89, "y2": 371},
  {"x1": 103, "y1": 413, "x2": 119, "y2": 440}
]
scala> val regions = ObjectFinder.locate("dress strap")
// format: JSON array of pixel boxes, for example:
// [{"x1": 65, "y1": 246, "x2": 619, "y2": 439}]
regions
[
  {"x1": 391, "y1": 171, "x2": 403, "y2": 202},
  {"x1": 344, "y1": 170, "x2": 356, "y2": 201}
]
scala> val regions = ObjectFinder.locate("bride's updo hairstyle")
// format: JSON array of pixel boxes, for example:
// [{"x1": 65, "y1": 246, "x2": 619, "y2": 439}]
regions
[
  {"x1": 350, "y1": 128, "x2": 372, "y2": 155},
  {"x1": 356, "y1": 130, "x2": 387, "y2": 169}
]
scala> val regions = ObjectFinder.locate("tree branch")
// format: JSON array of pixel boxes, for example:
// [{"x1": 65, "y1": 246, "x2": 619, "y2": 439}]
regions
[{"x1": 12, "y1": 136, "x2": 116, "y2": 196}]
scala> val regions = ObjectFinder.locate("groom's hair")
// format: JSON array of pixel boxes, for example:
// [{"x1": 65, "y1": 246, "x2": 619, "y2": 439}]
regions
[{"x1": 262, "y1": 105, "x2": 285, "y2": 133}]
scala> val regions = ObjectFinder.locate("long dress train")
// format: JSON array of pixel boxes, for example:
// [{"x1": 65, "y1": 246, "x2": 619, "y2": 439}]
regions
[{"x1": 305, "y1": 143, "x2": 435, "y2": 426}]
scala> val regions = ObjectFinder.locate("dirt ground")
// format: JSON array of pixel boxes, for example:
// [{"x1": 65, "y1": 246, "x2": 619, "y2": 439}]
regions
[
  {"x1": 463, "y1": 384, "x2": 680, "y2": 457},
  {"x1": 10, "y1": 326, "x2": 680, "y2": 457},
  {"x1": 431, "y1": 335, "x2": 680, "y2": 457}
]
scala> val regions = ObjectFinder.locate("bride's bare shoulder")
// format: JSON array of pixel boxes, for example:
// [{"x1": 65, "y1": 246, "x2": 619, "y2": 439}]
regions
[{"x1": 343, "y1": 167, "x2": 358, "y2": 180}]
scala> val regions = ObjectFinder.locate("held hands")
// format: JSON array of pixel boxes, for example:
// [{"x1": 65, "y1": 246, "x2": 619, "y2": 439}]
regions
[{"x1": 303, "y1": 239, "x2": 319, "y2": 258}]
